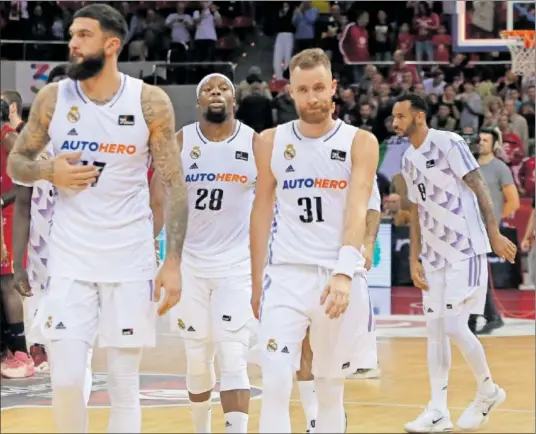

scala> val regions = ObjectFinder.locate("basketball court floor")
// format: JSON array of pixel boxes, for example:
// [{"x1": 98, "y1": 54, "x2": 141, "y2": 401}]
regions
[{"x1": 1, "y1": 0, "x2": 536, "y2": 432}]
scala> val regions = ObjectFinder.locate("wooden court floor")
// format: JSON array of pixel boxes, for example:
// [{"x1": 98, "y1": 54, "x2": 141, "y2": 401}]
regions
[{"x1": 1, "y1": 334, "x2": 534, "y2": 433}]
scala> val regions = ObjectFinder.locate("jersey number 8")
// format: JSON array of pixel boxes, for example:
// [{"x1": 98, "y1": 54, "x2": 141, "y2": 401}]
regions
[
  {"x1": 81, "y1": 160, "x2": 106, "y2": 187},
  {"x1": 195, "y1": 188, "x2": 223, "y2": 211},
  {"x1": 417, "y1": 182, "x2": 426, "y2": 201},
  {"x1": 298, "y1": 196, "x2": 324, "y2": 223}
]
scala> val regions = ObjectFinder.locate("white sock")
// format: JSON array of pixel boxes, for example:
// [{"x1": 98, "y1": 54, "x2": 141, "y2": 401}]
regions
[
  {"x1": 298, "y1": 380, "x2": 318, "y2": 432},
  {"x1": 190, "y1": 400, "x2": 212, "y2": 433},
  {"x1": 314, "y1": 377, "x2": 345, "y2": 433},
  {"x1": 106, "y1": 347, "x2": 143, "y2": 433},
  {"x1": 224, "y1": 411, "x2": 248, "y2": 433},
  {"x1": 426, "y1": 318, "x2": 451, "y2": 412},
  {"x1": 83, "y1": 348, "x2": 93, "y2": 406},
  {"x1": 444, "y1": 314, "x2": 494, "y2": 396}
]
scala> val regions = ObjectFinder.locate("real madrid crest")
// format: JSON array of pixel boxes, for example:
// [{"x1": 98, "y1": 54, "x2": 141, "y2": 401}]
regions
[
  {"x1": 284, "y1": 144, "x2": 296, "y2": 160},
  {"x1": 45, "y1": 316, "x2": 53, "y2": 329},
  {"x1": 177, "y1": 319, "x2": 185, "y2": 330},
  {"x1": 67, "y1": 106, "x2": 80, "y2": 123},
  {"x1": 266, "y1": 338, "x2": 277, "y2": 352},
  {"x1": 190, "y1": 146, "x2": 201, "y2": 160}
]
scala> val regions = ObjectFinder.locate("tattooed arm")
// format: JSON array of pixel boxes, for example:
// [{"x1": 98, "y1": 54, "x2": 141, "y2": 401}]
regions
[
  {"x1": 7, "y1": 84, "x2": 57, "y2": 184},
  {"x1": 462, "y1": 169, "x2": 500, "y2": 239},
  {"x1": 142, "y1": 84, "x2": 188, "y2": 263}
]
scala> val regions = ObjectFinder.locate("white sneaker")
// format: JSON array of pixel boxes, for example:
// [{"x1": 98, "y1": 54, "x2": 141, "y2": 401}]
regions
[
  {"x1": 457, "y1": 385, "x2": 506, "y2": 431},
  {"x1": 346, "y1": 368, "x2": 380, "y2": 379},
  {"x1": 404, "y1": 405, "x2": 453, "y2": 433}
]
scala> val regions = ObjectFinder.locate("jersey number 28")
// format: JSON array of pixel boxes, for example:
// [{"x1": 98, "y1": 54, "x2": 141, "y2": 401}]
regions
[
  {"x1": 298, "y1": 196, "x2": 324, "y2": 223},
  {"x1": 195, "y1": 188, "x2": 223, "y2": 211},
  {"x1": 81, "y1": 160, "x2": 106, "y2": 187}
]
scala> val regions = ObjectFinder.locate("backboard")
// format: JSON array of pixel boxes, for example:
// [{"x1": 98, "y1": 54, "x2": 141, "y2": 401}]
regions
[{"x1": 453, "y1": 0, "x2": 535, "y2": 52}]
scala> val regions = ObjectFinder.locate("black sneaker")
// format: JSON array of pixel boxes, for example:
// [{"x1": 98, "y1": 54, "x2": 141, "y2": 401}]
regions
[{"x1": 477, "y1": 317, "x2": 504, "y2": 335}]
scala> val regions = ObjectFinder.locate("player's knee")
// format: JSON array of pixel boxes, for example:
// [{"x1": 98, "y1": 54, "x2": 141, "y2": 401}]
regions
[
  {"x1": 49, "y1": 340, "x2": 87, "y2": 391},
  {"x1": 296, "y1": 336, "x2": 313, "y2": 380},
  {"x1": 106, "y1": 348, "x2": 142, "y2": 406},
  {"x1": 185, "y1": 340, "x2": 216, "y2": 395},
  {"x1": 216, "y1": 340, "x2": 250, "y2": 392},
  {"x1": 314, "y1": 377, "x2": 344, "y2": 405},
  {"x1": 261, "y1": 356, "x2": 294, "y2": 398},
  {"x1": 443, "y1": 315, "x2": 474, "y2": 347}
]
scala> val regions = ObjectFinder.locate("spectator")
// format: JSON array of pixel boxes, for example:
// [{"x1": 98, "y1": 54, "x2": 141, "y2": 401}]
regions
[
  {"x1": 338, "y1": 88, "x2": 359, "y2": 125},
  {"x1": 486, "y1": 96, "x2": 504, "y2": 125},
  {"x1": 193, "y1": 1, "x2": 221, "y2": 62},
  {"x1": 498, "y1": 114, "x2": 524, "y2": 164},
  {"x1": 236, "y1": 66, "x2": 272, "y2": 104},
  {"x1": 396, "y1": 22, "x2": 414, "y2": 58},
  {"x1": 520, "y1": 102, "x2": 535, "y2": 141},
  {"x1": 388, "y1": 50, "x2": 420, "y2": 90},
  {"x1": 144, "y1": 9, "x2": 166, "y2": 61},
  {"x1": 430, "y1": 103, "x2": 456, "y2": 131},
  {"x1": 355, "y1": 101, "x2": 378, "y2": 135},
  {"x1": 504, "y1": 98, "x2": 530, "y2": 154},
  {"x1": 30, "y1": 4, "x2": 48, "y2": 40},
  {"x1": 166, "y1": 2, "x2": 194, "y2": 63},
  {"x1": 413, "y1": 1, "x2": 439, "y2": 62},
  {"x1": 423, "y1": 69, "x2": 446, "y2": 96},
  {"x1": 518, "y1": 156, "x2": 535, "y2": 197},
  {"x1": 382, "y1": 194, "x2": 410, "y2": 226},
  {"x1": 458, "y1": 81, "x2": 482, "y2": 132},
  {"x1": 357, "y1": 64, "x2": 377, "y2": 95},
  {"x1": 431, "y1": 24, "x2": 451, "y2": 63},
  {"x1": 236, "y1": 83, "x2": 273, "y2": 133},
  {"x1": 319, "y1": 3, "x2": 344, "y2": 61},
  {"x1": 373, "y1": 10, "x2": 393, "y2": 61},
  {"x1": 524, "y1": 85, "x2": 535, "y2": 104},
  {"x1": 292, "y1": 1, "x2": 318, "y2": 53},
  {"x1": 273, "y1": 2, "x2": 295, "y2": 79},
  {"x1": 339, "y1": 11, "x2": 370, "y2": 82},
  {"x1": 272, "y1": 87, "x2": 298, "y2": 124}
]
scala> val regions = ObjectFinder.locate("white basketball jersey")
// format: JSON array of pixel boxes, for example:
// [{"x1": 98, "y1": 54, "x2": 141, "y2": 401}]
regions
[
  {"x1": 47, "y1": 75, "x2": 156, "y2": 282},
  {"x1": 269, "y1": 119, "x2": 365, "y2": 270},
  {"x1": 401, "y1": 129, "x2": 491, "y2": 272},
  {"x1": 181, "y1": 121, "x2": 256, "y2": 277}
]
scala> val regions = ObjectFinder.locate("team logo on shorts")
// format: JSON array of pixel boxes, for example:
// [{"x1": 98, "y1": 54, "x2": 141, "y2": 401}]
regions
[
  {"x1": 284, "y1": 144, "x2": 296, "y2": 160},
  {"x1": 44, "y1": 316, "x2": 53, "y2": 329},
  {"x1": 266, "y1": 338, "x2": 277, "y2": 352},
  {"x1": 67, "y1": 106, "x2": 80, "y2": 123},
  {"x1": 177, "y1": 319, "x2": 185, "y2": 330},
  {"x1": 190, "y1": 146, "x2": 201, "y2": 160}
]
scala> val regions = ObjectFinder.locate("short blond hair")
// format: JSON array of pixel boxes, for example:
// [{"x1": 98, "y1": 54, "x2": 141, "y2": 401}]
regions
[{"x1": 289, "y1": 48, "x2": 331, "y2": 73}]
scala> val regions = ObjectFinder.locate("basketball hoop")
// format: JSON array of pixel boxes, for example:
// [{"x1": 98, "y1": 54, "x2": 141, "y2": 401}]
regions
[{"x1": 500, "y1": 30, "x2": 535, "y2": 76}]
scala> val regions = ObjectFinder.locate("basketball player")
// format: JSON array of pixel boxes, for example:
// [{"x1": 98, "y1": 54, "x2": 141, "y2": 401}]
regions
[
  {"x1": 164, "y1": 73, "x2": 257, "y2": 433},
  {"x1": 393, "y1": 94, "x2": 515, "y2": 433},
  {"x1": 250, "y1": 48, "x2": 379, "y2": 433},
  {"x1": 1, "y1": 92, "x2": 35, "y2": 378},
  {"x1": 7, "y1": 4, "x2": 187, "y2": 433}
]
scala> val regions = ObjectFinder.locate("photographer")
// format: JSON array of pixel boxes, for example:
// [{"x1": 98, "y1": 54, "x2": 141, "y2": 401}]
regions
[{"x1": 0, "y1": 89, "x2": 34, "y2": 378}]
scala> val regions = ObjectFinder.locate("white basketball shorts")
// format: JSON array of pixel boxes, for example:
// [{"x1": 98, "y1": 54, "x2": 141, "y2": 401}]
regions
[
  {"x1": 33, "y1": 277, "x2": 157, "y2": 348},
  {"x1": 423, "y1": 253, "x2": 488, "y2": 318},
  {"x1": 258, "y1": 264, "x2": 374, "y2": 379},
  {"x1": 169, "y1": 264, "x2": 256, "y2": 345},
  {"x1": 26, "y1": 275, "x2": 47, "y2": 344}
]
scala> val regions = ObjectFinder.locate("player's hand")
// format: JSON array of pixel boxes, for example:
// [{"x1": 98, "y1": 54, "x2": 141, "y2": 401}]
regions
[
  {"x1": 154, "y1": 259, "x2": 182, "y2": 316},
  {"x1": 13, "y1": 267, "x2": 32, "y2": 297},
  {"x1": 50, "y1": 152, "x2": 99, "y2": 191},
  {"x1": 320, "y1": 274, "x2": 351, "y2": 319},
  {"x1": 410, "y1": 261, "x2": 428, "y2": 291},
  {"x1": 363, "y1": 244, "x2": 373, "y2": 271},
  {"x1": 521, "y1": 237, "x2": 533, "y2": 253},
  {"x1": 251, "y1": 285, "x2": 262, "y2": 320},
  {"x1": 490, "y1": 233, "x2": 517, "y2": 264}
]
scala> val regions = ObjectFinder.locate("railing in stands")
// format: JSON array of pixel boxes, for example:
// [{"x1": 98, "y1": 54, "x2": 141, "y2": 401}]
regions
[
  {"x1": 345, "y1": 60, "x2": 514, "y2": 67},
  {"x1": 0, "y1": 40, "x2": 70, "y2": 61},
  {"x1": 152, "y1": 62, "x2": 235, "y2": 84}
]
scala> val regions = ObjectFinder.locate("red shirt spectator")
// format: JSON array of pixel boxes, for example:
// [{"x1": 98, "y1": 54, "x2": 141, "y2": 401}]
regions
[
  {"x1": 519, "y1": 157, "x2": 535, "y2": 197},
  {"x1": 432, "y1": 25, "x2": 451, "y2": 62},
  {"x1": 413, "y1": 3, "x2": 440, "y2": 41},
  {"x1": 397, "y1": 23, "x2": 414, "y2": 58},
  {"x1": 339, "y1": 12, "x2": 370, "y2": 62},
  {"x1": 388, "y1": 50, "x2": 420, "y2": 88}
]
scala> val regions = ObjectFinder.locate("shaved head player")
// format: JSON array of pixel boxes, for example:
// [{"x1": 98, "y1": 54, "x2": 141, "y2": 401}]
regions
[
  {"x1": 7, "y1": 4, "x2": 188, "y2": 433},
  {"x1": 250, "y1": 48, "x2": 379, "y2": 433}
]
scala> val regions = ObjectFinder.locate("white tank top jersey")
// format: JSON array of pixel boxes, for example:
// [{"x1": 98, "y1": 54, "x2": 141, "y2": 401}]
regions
[
  {"x1": 14, "y1": 144, "x2": 55, "y2": 288},
  {"x1": 401, "y1": 129, "x2": 491, "y2": 272},
  {"x1": 268, "y1": 119, "x2": 367, "y2": 270},
  {"x1": 46, "y1": 75, "x2": 156, "y2": 282},
  {"x1": 181, "y1": 121, "x2": 257, "y2": 278}
]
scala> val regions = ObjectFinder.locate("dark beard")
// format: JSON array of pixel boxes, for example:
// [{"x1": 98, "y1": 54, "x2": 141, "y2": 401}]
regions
[
  {"x1": 66, "y1": 52, "x2": 105, "y2": 81},
  {"x1": 204, "y1": 108, "x2": 227, "y2": 124}
]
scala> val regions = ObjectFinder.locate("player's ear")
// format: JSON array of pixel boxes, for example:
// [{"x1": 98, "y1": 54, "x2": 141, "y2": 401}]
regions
[
  {"x1": 286, "y1": 83, "x2": 294, "y2": 100},
  {"x1": 105, "y1": 36, "x2": 121, "y2": 55},
  {"x1": 331, "y1": 79, "x2": 337, "y2": 97}
]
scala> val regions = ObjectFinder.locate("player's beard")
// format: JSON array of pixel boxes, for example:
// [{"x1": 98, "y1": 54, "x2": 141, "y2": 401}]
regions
[
  {"x1": 401, "y1": 118, "x2": 418, "y2": 137},
  {"x1": 204, "y1": 108, "x2": 228, "y2": 124},
  {"x1": 297, "y1": 100, "x2": 331, "y2": 124},
  {"x1": 66, "y1": 51, "x2": 106, "y2": 81}
]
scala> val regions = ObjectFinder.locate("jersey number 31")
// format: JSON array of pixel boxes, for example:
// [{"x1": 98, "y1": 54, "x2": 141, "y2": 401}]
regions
[{"x1": 298, "y1": 196, "x2": 324, "y2": 223}]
